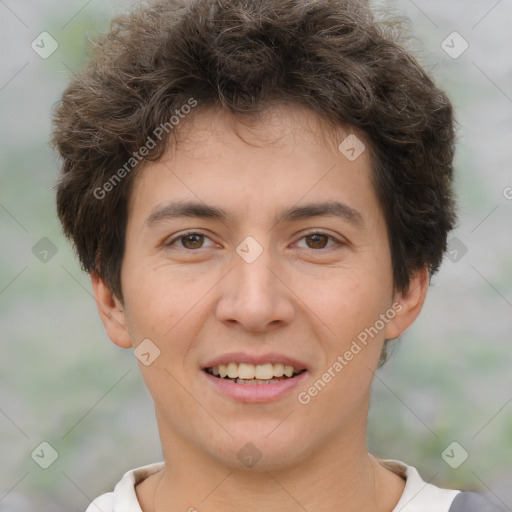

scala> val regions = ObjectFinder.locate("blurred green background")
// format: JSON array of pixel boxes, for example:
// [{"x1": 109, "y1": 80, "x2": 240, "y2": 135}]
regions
[{"x1": 1, "y1": 0, "x2": 511, "y2": 510}]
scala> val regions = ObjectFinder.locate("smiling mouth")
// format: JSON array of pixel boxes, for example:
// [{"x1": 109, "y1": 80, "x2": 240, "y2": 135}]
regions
[{"x1": 204, "y1": 362, "x2": 306, "y2": 385}]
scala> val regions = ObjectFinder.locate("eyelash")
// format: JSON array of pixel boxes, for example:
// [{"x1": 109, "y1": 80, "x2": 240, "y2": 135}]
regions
[{"x1": 164, "y1": 230, "x2": 343, "y2": 251}]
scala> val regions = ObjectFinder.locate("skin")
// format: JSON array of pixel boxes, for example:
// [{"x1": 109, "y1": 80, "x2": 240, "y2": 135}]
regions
[{"x1": 91, "y1": 104, "x2": 429, "y2": 512}]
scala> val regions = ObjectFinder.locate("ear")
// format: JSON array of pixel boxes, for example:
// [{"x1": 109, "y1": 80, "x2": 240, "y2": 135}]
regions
[
  {"x1": 384, "y1": 266, "x2": 429, "y2": 340},
  {"x1": 90, "y1": 272, "x2": 133, "y2": 349}
]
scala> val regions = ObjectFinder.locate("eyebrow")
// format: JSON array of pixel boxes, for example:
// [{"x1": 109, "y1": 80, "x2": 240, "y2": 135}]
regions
[{"x1": 144, "y1": 200, "x2": 364, "y2": 229}]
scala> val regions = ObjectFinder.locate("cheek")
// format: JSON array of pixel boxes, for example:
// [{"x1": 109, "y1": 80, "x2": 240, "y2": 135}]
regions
[
  {"x1": 121, "y1": 263, "x2": 209, "y2": 348},
  {"x1": 120, "y1": 262, "x2": 164, "y2": 341},
  {"x1": 315, "y1": 270, "x2": 389, "y2": 336}
]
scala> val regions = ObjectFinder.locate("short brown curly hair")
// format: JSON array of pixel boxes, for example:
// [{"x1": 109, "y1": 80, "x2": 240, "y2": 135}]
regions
[{"x1": 52, "y1": 0, "x2": 457, "y2": 305}]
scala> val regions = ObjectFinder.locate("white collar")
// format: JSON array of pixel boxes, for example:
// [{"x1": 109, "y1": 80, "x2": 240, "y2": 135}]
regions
[
  {"x1": 87, "y1": 459, "x2": 460, "y2": 512},
  {"x1": 379, "y1": 459, "x2": 460, "y2": 511}
]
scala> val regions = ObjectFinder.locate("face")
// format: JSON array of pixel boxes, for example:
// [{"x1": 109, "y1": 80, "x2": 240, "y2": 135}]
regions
[{"x1": 92, "y1": 104, "x2": 427, "y2": 472}]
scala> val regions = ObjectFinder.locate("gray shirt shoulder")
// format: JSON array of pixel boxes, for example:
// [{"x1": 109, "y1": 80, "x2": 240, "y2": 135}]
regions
[{"x1": 449, "y1": 491, "x2": 505, "y2": 512}]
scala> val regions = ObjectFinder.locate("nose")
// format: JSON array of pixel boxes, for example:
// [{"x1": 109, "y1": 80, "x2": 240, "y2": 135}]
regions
[{"x1": 214, "y1": 240, "x2": 295, "y2": 333}]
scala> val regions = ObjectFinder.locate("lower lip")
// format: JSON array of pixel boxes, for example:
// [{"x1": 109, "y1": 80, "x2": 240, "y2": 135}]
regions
[{"x1": 202, "y1": 370, "x2": 309, "y2": 403}]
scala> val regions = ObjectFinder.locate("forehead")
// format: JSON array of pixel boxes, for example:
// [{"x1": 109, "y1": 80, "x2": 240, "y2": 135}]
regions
[
  {"x1": 167, "y1": 103, "x2": 361, "y2": 157},
  {"x1": 127, "y1": 104, "x2": 380, "y2": 228}
]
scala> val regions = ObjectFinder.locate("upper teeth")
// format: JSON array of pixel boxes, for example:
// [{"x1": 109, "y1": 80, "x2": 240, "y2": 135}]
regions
[{"x1": 211, "y1": 362, "x2": 298, "y2": 379}]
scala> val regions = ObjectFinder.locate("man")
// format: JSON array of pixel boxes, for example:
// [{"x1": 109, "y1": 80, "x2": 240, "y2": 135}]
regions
[{"x1": 51, "y1": 0, "x2": 503, "y2": 510}]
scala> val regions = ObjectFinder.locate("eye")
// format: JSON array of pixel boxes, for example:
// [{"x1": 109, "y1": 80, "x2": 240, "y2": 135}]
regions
[
  {"x1": 164, "y1": 230, "x2": 344, "y2": 251},
  {"x1": 164, "y1": 231, "x2": 216, "y2": 250},
  {"x1": 295, "y1": 231, "x2": 343, "y2": 250}
]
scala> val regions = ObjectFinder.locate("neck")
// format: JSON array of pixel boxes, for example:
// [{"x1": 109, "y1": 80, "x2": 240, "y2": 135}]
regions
[{"x1": 138, "y1": 414, "x2": 404, "y2": 512}]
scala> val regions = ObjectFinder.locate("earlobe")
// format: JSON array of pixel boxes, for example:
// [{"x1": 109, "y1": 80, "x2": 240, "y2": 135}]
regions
[
  {"x1": 384, "y1": 266, "x2": 430, "y2": 340},
  {"x1": 90, "y1": 272, "x2": 133, "y2": 349}
]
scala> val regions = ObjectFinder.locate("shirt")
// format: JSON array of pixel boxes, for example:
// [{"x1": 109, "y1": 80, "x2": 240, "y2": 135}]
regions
[{"x1": 85, "y1": 459, "x2": 503, "y2": 512}]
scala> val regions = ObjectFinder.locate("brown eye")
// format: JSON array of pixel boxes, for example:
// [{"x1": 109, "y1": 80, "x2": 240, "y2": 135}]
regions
[
  {"x1": 305, "y1": 234, "x2": 330, "y2": 249},
  {"x1": 165, "y1": 232, "x2": 214, "y2": 250},
  {"x1": 181, "y1": 233, "x2": 205, "y2": 249},
  {"x1": 295, "y1": 231, "x2": 342, "y2": 251}
]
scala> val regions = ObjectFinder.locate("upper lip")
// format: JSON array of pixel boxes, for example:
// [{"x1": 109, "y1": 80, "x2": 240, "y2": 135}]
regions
[{"x1": 202, "y1": 352, "x2": 308, "y2": 371}]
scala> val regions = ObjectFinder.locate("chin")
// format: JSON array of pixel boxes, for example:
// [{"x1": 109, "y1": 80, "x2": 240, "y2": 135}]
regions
[{"x1": 205, "y1": 427, "x2": 310, "y2": 472}]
